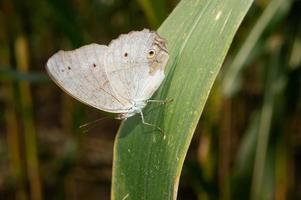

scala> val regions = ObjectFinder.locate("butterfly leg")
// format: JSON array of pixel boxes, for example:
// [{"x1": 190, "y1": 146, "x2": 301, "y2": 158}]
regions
[{"x1": 139, "y1": 111, "x2": 163, "y2": 133}]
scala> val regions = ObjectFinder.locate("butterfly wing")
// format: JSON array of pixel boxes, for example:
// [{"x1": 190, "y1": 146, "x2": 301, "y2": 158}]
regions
[
  {"x1": 105, "y1": 29, "x2": 169, "y2": 102},
  {"x1": 46, "y1": 44, "x2": 131, "y2": 113}
]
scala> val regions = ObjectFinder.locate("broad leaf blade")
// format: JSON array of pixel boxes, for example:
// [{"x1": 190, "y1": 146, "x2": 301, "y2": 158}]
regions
[{"x1": 112, "y1": 0, "x2": 253, "y2": 199}]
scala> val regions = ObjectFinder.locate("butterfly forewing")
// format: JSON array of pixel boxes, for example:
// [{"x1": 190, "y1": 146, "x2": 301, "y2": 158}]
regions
[{"x1": 46, "y1": 44, "x2": 131, "y2": 112}]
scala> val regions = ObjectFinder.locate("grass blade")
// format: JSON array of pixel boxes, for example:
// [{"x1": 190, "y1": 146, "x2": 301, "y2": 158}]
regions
[
  {"x1": 112, "y1": 0, "x2": 253, "y2": 199},
  {"x1": 137, "y1": 0, "x2": 167, "y2": 28},
  {"x1": 2, "y1": 41, "x2": 28, "y2": 200},
  {"x1": 15, "y1": 35, "x2": 44, "y2": 200},
  {"x1": 222, "y1": 0, "x2": 292, "y2": 97}
]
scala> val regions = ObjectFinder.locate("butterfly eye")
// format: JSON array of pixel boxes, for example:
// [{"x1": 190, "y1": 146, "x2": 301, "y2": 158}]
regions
[{"x1": 148, "y1": 50, "x2": 156, "y2": 58}]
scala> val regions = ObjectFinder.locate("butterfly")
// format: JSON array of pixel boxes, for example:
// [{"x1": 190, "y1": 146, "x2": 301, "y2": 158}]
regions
[{"x1": 46, "y1": 29, "x2": 169, "y2": 129}]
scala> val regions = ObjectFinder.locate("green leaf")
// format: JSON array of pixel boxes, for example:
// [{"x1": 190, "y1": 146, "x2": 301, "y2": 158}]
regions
[{"x1": 111, "y1": 0, "x2": 253, "y2": 199}]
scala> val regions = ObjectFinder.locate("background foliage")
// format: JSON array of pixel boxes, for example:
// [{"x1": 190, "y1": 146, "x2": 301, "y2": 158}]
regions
[{"x1": 0, "y1": 0, "x2": 301, "y2": 200}]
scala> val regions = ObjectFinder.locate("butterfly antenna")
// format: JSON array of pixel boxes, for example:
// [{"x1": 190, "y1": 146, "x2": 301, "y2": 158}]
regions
[{"x1": 79, "y1": 115, "x2": 113, "y2": 132}]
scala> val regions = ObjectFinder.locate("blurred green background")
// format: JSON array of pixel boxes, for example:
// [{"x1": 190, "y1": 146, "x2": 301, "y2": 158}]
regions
[{"x1": 0, "y1": 0, "x2": 301, "y2": 199}]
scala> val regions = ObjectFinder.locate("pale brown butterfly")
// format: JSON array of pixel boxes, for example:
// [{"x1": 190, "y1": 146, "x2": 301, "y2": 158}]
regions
[{"x1": 46, "y1": 29, "x2": 169, "y2": 130}]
